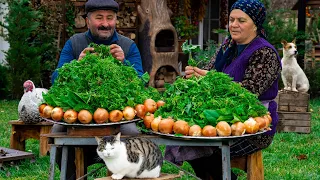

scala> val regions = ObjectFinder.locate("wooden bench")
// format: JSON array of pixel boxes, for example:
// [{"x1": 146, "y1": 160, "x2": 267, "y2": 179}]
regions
[
  {"x1": 9, "y1": 120, "x2": 53, "y2": 157},
  {"x1": 231, "y1": 150, "x2": 264, "y2": 180}
]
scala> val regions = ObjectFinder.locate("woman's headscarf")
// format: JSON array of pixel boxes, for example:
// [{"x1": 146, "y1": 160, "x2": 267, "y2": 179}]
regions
[
  {"x1": 230, "y1": 0, "x2": 266, "y2": 39},
  {"x1": 214, "y1": 0, "x2": 267, "y2": 71}
]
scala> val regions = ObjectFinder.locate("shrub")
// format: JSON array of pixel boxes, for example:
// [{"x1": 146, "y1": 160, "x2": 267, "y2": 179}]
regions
[
  {"x1": 0, "y1": 0, "x2": 43, "y2": 99},
  {"x1": 305, "y1": 68, "x2": 320, "y2": 98},
  {"x1": 0, "y1": 65, "x2": 10, "y2": 99},
  {"x1": 0, "y1": 0, "x2": 59, "y2": 98},
  {"x1": 263, "y1": 8, "x2": 297, "y2": 50}
]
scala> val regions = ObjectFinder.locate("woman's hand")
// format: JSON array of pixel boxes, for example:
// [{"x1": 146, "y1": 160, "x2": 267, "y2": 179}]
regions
[
  {"x1": 110, "y1": 44, "x2": 125, "y2": 62},
  {"x1": 185, "y1": 66, "x2": 208, "y2": 79},
  {"x1": 78, "y1": 47, "x2": 95, "y2": 60}
]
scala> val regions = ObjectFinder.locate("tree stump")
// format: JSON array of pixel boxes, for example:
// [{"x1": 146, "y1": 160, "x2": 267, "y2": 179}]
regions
[{"x1": 137, "y1": 0, "x2": 179, "y2": 88}]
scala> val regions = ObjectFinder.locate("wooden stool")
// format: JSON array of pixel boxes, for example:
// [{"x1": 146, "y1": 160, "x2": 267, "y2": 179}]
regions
[
  {"x1": 9, "y1": 120, "x2": 53, "y2": 157},
  {"x1": 231, "y1": 150, "x2": 264, "y2": 180}
]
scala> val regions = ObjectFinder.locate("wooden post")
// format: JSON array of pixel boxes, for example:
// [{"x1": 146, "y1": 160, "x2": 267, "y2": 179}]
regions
[
  {"x1": 75, "y1": 147, "x2": 86, "y2": 180},
  {"x1": 39, "y1": 125, "x2": 52, "y2": 156},
  {"x1": 247, "y1": 150, "x2": 264, "y2": 180},
  {"x1": 297, "y1": 0, "x2": 306, "y2": 69}
]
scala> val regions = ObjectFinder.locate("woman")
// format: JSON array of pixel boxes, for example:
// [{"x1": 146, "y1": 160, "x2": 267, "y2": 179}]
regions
[{"x1": 165, "y1": 0, "x2": 281, "y2": 179}]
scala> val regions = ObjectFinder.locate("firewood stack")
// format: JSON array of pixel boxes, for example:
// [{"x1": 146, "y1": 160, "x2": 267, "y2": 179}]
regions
[
  {"x1": 116, "y1": 11, "x2": 137, "y2": 28},
  {"x1": 154, "y1": 67, "x2": 177, "y2": 88},
  {"x1": 116, "y1": 0, "x2": 138, "y2": 41}
]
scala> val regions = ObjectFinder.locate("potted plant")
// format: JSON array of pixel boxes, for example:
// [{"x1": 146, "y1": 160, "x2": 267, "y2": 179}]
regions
[
  {"x1": 173, "y1": 15, "x2": 198, "y2": 40},
  {"x1": 172, "y1": 15, "x2": 198, "y2": 52}
]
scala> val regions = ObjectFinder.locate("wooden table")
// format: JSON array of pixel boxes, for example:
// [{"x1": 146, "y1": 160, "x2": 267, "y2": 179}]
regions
[
  {"x1": 9, "y1": 120, "x2": 53, "y2": 156},
  {"x1": 46, "y1": 132, "x2": 237, "y2": 180},
  {"x1": 0, "y1": 147, "x2": 34, "y2": 163}
]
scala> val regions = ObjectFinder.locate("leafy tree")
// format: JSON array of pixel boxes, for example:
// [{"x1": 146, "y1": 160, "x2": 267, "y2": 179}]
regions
[{"x1": 0, "y1": 0, "x2": 42, "y2": 98}]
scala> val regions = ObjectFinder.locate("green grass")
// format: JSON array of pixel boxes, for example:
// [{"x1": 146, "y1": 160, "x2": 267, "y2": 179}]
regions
[{"x1": 0, "y1": 99, "x2": 320, "y2": 179}]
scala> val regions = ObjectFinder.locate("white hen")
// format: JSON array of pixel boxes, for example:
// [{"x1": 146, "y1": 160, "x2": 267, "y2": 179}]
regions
[{"x1": 18, "y1": 80, "x2": 48, "y2": 123}]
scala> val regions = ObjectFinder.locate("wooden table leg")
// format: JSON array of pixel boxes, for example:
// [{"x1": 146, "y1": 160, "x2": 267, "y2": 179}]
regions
[
  {"x1": 10, "y1": 124, "x2": 25, "y2": 151},
  {"x1": 40, "y1": 125, "x2": 52, "y2": 156},
  {"x1": 221, "y1": 143, "x2": 231, "y2": 180},
  {"x1": 75, "y1": 147, "x2": 87, "y2": 180},
  {"x1": 247, "y1": 150, "x2": 264, "y2": 180},
  {"x1": 49, "y1": 145, "x2": 57, "y2": 180},
  {"x1": 60, "y1": 146, "x2": 69, "y2": 180}
]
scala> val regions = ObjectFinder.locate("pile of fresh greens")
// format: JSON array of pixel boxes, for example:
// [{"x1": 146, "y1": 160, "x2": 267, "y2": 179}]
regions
[
  {"x1": 154, "y1": 71, "x2": 267, "y2": 127},
  {"x1": 43, "y1": 44, "x2": 160, "y2": 113}
]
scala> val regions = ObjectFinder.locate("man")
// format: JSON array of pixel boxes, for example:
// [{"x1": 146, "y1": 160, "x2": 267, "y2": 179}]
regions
[
  {"x1": 51, "y1": 0, "x2": 144, "y2": 84},
  {"x1": 51, "y1": 0, "x2": 141, "y2": 135},
  {"x1": 50, "y1": 0, "x2": 142, "y2": 178}
]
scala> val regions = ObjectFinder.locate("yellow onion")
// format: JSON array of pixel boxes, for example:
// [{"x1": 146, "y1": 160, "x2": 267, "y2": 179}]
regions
[
  {"x1": 173, "y1": 120, "x2": 190, "y2": 135},
  {"x1": 244, "y1": 117, "x2": 259, "y2": 134},
  {"x1": 202, "y1": 125, "x2": 217, "y2": 137},
  {"x1": 143, "y1": 113, "x2": 154, "y2": 129},
  {"x1": 135, "y1": 104, "x2": 146, "y2": 119},
  {"x1": 64, "y1": 109, "x2": 78, "y2": 124},
  {"x1": 93, "y1": 108, "x2": 109, "y2": 124},
  {"x1": 109, "y1": 110, "x2": 123, "y2": 122},
  {"x1": 51, "y1": 107, "x2": 64, "y2": 121},
  {"x1": 144, "y1": 99, "x2": 157, "y2": 113},
  {"x1": 216, "y1": 121, "x2": 232, "y2": 136},
  {"x1": 123, "y1": 106, "x2": 136, "y2": 120},
  {"x1": 254, "y1": 117, "x2": 267, "y2": 130},
  {"x1": 43, "y1": 105, "x2": 54, "y2": 119},
  {"x1": 231, "y1": 122, "x2": 246, "y2": 136},
  {"x1": 189, "y1": 125, "x2": 202, "y2": 136},
  {"x1": 151, "y1": 116, "x2": 162, "y2": 132},
  {"x1": 78, "y1": 110, "x2": 93, "y2": 124},
  {"x1": 158, "y1": 118, "x2": 175, "y2": 134}
]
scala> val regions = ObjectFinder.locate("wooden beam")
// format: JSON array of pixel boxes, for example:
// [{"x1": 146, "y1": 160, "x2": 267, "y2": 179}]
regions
[{"x1": 297, "y1": 0, "x2": 306, "y2": 68}]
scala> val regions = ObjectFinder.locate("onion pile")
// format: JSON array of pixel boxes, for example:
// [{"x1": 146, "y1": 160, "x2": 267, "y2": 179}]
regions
[
  {"x1": 143, "y1": 113, "x2": 272, "y2": 137},
  {"x1": 39, "y1": 98, "x2": 164, "y2": 124}
]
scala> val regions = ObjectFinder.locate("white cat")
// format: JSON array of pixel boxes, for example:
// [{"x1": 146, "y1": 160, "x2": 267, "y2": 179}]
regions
[{"x1": 95, "y1": 132, "x2": 163, "y2": 180}]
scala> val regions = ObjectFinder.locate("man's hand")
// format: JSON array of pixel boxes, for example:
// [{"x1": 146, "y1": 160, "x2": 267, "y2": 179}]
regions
[
  {"x1": 78, "y1": 47, "x2": 95, "y2": 60},
  {"x1": 110, "y1": 44, "x2": 125, "y2": 62},
  {"x1": 185, "y1": 66, "x2": 208, "y2": 79}
]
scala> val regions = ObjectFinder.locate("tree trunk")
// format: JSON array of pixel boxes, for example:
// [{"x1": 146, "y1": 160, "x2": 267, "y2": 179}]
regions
[{"x1": 137, "y1": 0, "x2": 179, "y2": 88}]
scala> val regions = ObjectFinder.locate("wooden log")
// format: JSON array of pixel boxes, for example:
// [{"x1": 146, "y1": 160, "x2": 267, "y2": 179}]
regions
[{"x1": 155, "y1": 80, "x2": 165, "y2": 88}]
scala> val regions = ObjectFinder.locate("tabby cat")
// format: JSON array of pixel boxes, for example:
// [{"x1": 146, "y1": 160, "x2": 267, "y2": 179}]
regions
[{"x1": 95, "y1": 132, "x2": 163, "y2": 179}]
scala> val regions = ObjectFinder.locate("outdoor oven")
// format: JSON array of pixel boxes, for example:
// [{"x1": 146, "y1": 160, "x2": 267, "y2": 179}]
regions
[{"x1": 137, "y1": 0, "x2": 179, "y2": 89}]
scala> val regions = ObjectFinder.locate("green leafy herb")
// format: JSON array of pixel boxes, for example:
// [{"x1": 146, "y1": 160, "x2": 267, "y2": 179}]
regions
[
  {"x1": 181, "y1": 40, "x2": 201, "y2": 66},
  {"x1": 155, "y1": 71, "x2": 267, "y2": 128},
  {"x1": 43, "y1": 44, "x2": 160, "y2": 112}
]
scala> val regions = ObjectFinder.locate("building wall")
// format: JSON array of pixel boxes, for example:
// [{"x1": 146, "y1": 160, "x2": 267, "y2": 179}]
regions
[{"x1": 0, "y1": 3, "x2": 9, "y2": 65}]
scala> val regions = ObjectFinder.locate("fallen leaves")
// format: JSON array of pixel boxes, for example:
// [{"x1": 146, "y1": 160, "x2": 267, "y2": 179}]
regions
[{"x1": 295, "y1": 154, "x2": 308, "y2": 160}]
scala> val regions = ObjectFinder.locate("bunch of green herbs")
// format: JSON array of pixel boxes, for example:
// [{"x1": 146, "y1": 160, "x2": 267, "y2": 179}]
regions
[
  {"x1": 43, "y1": 44, "x2": 160, "y2": 113},
  {"x1": 182, "y1": 40, "x2": 218, "y2": 68},
  {"x1": 154, "y1": 71, "x2": 267, "y2": 127}
]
